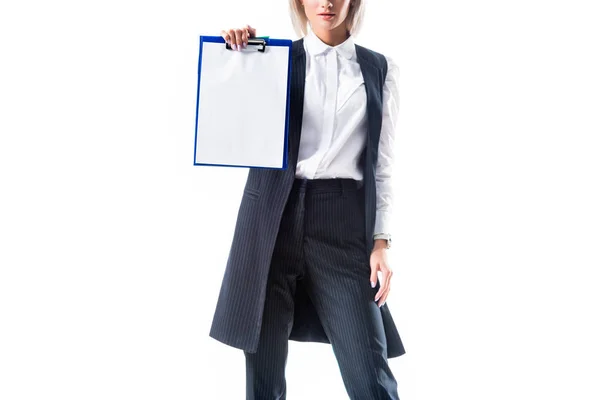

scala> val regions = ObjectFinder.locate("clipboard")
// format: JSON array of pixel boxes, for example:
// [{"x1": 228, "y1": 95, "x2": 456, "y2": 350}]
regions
[{"x1": 194, "y1": 35, "x2": 293, "y2": 169}]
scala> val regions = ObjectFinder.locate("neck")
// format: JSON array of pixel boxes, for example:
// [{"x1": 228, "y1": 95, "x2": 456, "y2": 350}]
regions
[{"x1": 311, "y1": 25, "x2": 350, "y2": 47}]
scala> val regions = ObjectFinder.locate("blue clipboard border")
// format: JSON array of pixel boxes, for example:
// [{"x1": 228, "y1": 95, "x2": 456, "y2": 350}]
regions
[{"x1": 193, "y1": 35, "x2": 293, "y2": 170}]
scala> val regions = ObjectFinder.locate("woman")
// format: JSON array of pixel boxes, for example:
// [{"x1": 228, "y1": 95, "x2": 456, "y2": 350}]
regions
[{"x1": 210, "y1": 0, "x2": 406, "y2": 398}]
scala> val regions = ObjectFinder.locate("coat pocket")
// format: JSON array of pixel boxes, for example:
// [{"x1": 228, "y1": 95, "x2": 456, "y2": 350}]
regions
[{"x1": 243, "y1": 186, "x2": 261, "y2": 200}]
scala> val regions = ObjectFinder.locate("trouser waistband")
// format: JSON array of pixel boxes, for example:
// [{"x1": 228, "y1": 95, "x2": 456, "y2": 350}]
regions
[{"x1": 292, "y1": 177, "x2": 363, "y2": 193}]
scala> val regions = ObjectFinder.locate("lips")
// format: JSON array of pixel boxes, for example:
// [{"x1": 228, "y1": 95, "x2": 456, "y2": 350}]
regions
[{"x1": 319, "y1": 13, "x2": 335, "y2": 20}]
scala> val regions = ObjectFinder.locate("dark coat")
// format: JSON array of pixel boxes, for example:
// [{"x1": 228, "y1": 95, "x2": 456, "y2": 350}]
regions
[{"x1": 209, "y1": 38, "x2": 406, "y2": 358}]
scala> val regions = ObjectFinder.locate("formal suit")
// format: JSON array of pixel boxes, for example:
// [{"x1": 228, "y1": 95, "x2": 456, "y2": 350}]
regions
[{"x1": 209, "y1": 35, "x2": 407, "y2": 398}]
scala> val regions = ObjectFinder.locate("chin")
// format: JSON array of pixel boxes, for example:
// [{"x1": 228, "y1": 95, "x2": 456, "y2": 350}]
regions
[{"x1": 314, "y1": 19, "x2": 337, "y2": 27}]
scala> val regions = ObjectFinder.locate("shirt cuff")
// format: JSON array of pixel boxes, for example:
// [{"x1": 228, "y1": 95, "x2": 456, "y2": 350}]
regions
[{"x1": 373, "y1": 233, "x2": 391, "y2": 240}]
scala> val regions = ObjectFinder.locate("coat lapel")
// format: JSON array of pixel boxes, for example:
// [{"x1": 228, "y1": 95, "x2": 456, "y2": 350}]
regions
[
  {"x1": 289, "y1": 39, "x2": 306, "y2": 173},
  {"x1": 355, "y1": 44, "x2": 383, "y2": 165}
]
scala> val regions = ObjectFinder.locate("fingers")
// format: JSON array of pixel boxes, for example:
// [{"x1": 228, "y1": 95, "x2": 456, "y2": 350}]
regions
[
  {"x1": 241, "y1": 28, "x2": 248, "y2": 47},
  {"x1": 378, "y1": 294, "x2": 389, "y2": 308},
  {"x1": 221, "y1": 25, "x2": 258, "y2": 51},
  {"x1": 234, "y1": 28, "x2": 244, "y2": 49},
  {"x1": 374, "y1": 274, "x2": 384, "y2": 303},
  {"x1": 220, "y1": 28, "x2": 247, "y2": 51},
  {"x1": 370, "y1": 268, "x2": 377, "y2": 288},
  {"x1": 378, "y1": 270, "x2": 392, "y2": 307},
  {"x1": 375, "y1": 268, "x2": 393, "y2": 307}
]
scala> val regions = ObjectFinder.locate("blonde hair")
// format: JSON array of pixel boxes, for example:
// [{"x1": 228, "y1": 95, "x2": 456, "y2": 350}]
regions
[{"x1": 288, "y1": 0, "x2": 366, "y2": 38}]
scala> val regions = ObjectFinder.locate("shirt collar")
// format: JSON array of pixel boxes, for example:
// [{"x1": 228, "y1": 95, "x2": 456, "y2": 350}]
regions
[{"x1": 303, "y1": 29, "x2": 356, "y2": 60}]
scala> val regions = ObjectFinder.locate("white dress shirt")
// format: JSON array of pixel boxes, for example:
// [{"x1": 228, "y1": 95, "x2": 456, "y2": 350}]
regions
[{"x1": 295, "y1": 29, "x2": 399, "y2": 238}]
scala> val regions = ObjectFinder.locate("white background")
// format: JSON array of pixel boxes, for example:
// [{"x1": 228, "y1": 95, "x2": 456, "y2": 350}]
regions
[{"x1": 1, "y1": 0, "x2": 599, "y2": 399}]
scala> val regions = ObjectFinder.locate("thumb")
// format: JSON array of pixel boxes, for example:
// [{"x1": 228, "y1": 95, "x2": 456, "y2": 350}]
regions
[
  {"x1": 245, "y1": 24, "x2": 257, "y2": 38},
  {"x1": 370, "y1": 264, "x2": 378, "y2": 288}
]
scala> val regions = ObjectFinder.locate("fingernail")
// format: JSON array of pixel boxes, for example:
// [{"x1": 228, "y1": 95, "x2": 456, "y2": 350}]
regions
[
  {"x1": 371, "y1": 281, "x2": 375, "y2": 288},
  {"x1": 243, "y1": 42, "x2": 247, "y2": 48},
  {"x1": 380, "y1": 302, "x2": 385, "y2": 308},
  {"x1": 232, "y1": 44, "x2": 237, "y2": 50},
  {"x1": 375, "y1": 296, "x2": 380, "y2": 302}
]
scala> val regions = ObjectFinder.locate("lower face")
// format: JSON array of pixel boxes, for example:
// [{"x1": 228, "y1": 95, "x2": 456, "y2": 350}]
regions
[{"x1": 303, "y1": 0, "x2": 351, "y2": 31}]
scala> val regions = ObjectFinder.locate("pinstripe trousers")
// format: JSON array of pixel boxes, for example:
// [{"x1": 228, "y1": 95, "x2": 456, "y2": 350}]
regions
[{"x1": 244, "y1": 177, "x2": 400, "y2": 400}]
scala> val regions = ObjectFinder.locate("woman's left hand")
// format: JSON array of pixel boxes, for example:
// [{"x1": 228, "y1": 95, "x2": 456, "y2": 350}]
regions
[{"x1": 370, "y1": 245, "x2": 393, "y2": 308}]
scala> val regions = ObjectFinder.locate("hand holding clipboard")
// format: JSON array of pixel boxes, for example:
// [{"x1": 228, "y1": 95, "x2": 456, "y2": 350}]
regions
[
  {"x1": 193, "y1": 26, "x2": 292, "y2": 169},
  {"x1": 221, "y1": 24, "x2": 258, "y2": 51}
]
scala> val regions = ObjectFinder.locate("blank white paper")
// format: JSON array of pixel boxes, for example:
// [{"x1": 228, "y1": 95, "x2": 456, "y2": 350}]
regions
[{"x1": 195, "y1": 39, "x2": 291, "y2": 168}]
